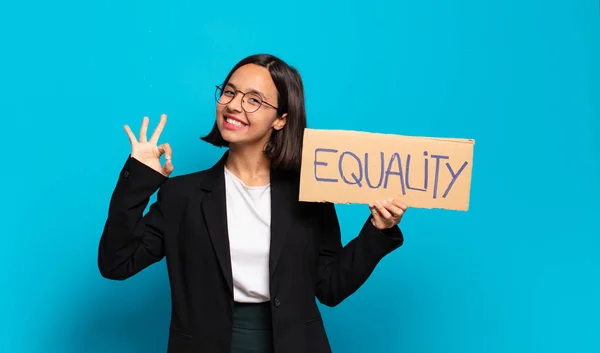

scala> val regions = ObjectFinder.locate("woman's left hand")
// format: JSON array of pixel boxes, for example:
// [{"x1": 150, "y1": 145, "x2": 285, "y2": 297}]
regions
[{"x1": 369, "y1": 198, "x2": 408, "y2": 230}]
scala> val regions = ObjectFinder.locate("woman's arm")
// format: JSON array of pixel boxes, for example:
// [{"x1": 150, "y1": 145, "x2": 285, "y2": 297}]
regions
[
  {"x1": 314, "y1": 202, "x2": 405, "y2": 307},
  {"x1": 97, "y1": 156, "x2": 169, "y2": 280}
]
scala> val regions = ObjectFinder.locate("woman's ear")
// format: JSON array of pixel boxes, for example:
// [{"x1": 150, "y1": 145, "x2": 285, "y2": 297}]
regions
[{"x1": 273, "y1": 113, "x2": 287, "y2": 131}]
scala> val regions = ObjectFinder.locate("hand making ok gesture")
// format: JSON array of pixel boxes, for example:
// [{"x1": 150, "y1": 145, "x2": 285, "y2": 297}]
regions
[{"x1": 124, "y1": 113, "x2": 174, "y2": 177}]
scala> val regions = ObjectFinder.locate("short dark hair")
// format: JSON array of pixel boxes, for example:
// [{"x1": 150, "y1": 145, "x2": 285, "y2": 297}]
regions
[{"x1": 200, "y1": 53, "x2": 307, "y2": 171}]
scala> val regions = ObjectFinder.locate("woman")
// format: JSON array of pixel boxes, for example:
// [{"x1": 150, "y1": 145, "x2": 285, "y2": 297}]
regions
[{"x1": 98, "y1": 53, "x2": 408, "y2": 353}]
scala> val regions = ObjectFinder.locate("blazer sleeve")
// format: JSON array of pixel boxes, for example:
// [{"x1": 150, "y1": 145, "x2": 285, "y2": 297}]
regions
[
  {"x1": 97, "y1": 156, "x2": 169, "y2": 280},
  {"x1": 314, "y1": 202, "x2": 404, "y2": 307}
]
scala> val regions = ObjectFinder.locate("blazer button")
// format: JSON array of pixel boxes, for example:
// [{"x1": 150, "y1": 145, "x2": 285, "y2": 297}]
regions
[
  {"x1": 123, "y1": 170, "x2": 130, "y2": 178},
  {"x1": 273, "y1": 297, "x2": 281, "y2": 307}
]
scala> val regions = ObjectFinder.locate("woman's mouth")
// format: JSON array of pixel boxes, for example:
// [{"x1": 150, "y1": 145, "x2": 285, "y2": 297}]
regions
[{"x1": 223, "y1": 115, "x2": 247, "y2": 130}]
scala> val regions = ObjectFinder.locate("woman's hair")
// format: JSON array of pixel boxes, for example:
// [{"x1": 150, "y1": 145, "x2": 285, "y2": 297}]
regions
[{"x1": 201, "y1": 53, "x2": 307, "y2": 171}]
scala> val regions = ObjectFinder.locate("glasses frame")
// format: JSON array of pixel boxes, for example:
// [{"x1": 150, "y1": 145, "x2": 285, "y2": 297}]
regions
[{"x1": 215, "y1": 85, "x2": 278, "y2": 113}]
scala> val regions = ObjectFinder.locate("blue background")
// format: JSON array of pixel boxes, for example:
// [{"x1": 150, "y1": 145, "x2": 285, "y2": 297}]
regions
[{"x1": 1, "y1": 0, "x2": 599, "y2": 352}]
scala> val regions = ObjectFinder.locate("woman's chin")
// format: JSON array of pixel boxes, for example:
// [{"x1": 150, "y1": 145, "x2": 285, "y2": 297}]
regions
[
  {"x1": 219, "y1": 129, "x2": 244, "y2": 144},
  {"x1": 218, "y1": 126, "x2": 265, "y2": 147}
]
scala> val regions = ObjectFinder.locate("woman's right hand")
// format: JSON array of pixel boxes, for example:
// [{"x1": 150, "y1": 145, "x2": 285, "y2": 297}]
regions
[{"x1": 124, "y1": 114, "x2": 174, "y2": 177}]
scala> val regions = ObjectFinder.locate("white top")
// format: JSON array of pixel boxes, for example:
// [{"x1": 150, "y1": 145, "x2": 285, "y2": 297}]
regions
[{"x1": 224, "y1": 166, "x2": 272, "y2": 303}]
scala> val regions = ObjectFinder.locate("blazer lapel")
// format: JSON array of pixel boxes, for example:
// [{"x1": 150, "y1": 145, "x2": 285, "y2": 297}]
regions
[
  {"x1": 195, "y1": 152, "x2": 299, "y2": 292},
  {"x1": 199, "y1": 152, "x2": 233, "y2": 295},
  {"x1": 269, "y1": 168, "x2": 297, "y2": 277}
]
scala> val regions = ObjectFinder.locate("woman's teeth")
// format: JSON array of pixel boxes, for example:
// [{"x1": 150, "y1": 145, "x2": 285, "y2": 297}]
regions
[{"x1": 226, "y1": 118, "x2": 245, "y2": 127}]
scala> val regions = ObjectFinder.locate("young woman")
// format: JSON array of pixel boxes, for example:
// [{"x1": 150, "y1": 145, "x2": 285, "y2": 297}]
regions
[{"x1": 98, "y1": 53, "x2": 408, "y2": 353}]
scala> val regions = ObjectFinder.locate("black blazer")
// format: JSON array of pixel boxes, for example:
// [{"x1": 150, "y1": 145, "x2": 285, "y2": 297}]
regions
[{"x1": 98, "y1": 151, "x2": 404, "y2": 353}]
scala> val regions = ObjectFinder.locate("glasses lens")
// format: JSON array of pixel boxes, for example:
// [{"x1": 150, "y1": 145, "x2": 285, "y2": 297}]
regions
[
  {"x1": 242, "y1": 92, "x2": 262, "y2": 113},
  {"x1": 215, "y1": 86, "x2": 233, "y2": 105}
]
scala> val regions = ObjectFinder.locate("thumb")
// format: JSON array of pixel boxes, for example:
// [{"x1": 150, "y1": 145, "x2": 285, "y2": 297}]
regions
[{"x1": 369, "y1": 204, "x2": 383, "y2": 227}]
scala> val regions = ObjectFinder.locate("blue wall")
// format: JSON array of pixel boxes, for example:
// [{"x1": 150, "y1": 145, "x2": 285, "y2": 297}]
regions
[{"x1": 1, "y1": 0, "x2": 599, "y2": 352}]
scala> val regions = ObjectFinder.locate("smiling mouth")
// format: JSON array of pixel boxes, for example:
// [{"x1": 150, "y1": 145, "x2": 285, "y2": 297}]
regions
[{"x1": 225, "y1": 116, "x2": 247, "y2": 127}]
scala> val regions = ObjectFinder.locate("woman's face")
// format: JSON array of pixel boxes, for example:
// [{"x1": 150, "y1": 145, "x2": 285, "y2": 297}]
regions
[{"x1": 216, "y1": 64, "x2": 287, "y2": 148}]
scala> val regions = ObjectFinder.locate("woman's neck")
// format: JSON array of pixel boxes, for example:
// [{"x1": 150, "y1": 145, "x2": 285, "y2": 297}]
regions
[{"x1": 225, "y1": 144, "x2": 271, "y2": 186}]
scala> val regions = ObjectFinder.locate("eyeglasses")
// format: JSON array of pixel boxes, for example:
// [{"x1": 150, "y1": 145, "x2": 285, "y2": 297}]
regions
[{"x1": 215, "y1": 85, "x2": 278, "y2": 113}]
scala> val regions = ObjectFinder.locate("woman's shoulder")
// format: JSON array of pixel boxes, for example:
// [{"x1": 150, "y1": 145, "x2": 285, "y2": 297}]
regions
[
  {"x1": 163, "y1": 168, "x2": 209, "y2": 189},
  {"x1": 157, "y1": 167, "x2": 212, "y2": 202}
]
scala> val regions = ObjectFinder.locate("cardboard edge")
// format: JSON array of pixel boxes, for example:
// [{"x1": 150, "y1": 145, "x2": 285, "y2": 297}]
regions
[
  {"x1": 303, "y1": 128, "x2": 475, "y2": 145},
  {"x1": 298, "y1": 196, "x2": 471, "y2": 212}
]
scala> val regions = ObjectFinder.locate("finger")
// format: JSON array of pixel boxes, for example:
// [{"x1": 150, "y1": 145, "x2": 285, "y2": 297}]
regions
[
  {"x1": 124, "y1": 125, "x2": 137, "y2": 144},
  {"x1": 140, "y1": 116, "x2": 149, "y2": 142},
  {"x1": 374, "y1": 201, "x2": 392, "y2": 219},
  {"x1": 163, "y1": 159, "x2": 174, "y2": 175},
  {"x1": 157, "y1": 143, "x2": 172, "y2": 160},
  {"x1": 391, "y1": 198, "x2": 409, "y2": 211},
  {"x1": 150, "y1": 113, "x2": 167, "y2": 144},
  {"x1": 369, "y1": 204, "x2": 384, "y2": 225},
  {"x1": 382, "y1": 201, "x2": 404, "y2": 218}
]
